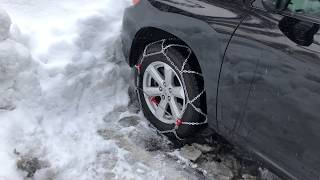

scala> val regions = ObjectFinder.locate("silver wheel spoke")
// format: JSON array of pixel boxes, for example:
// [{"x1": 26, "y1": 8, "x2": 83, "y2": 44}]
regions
[
  {"x1": 143, "y1": 61, "x2": 186, "y2": 124},
  {"x1": 148, "y1": 66, "x2": 164, "y2": 85},
  {"x1": 144, "y1": 87, "x2": 162, "y2": 96},
  {"x1": 156, "y1": 99, "x2": 168, "y2": 117},
  {"x1": 164, "y1": 64, "x2": 174, "y2": 86},
  {"x1": 169, "y1": 98, "x2": 181, "y2": 119},
  {"x1": 171, "y1": 86, "x2": 184, "y2": 99}
]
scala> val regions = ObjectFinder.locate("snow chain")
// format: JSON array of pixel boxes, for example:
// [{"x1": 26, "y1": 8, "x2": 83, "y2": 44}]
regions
[{"x1": 135, "y1": 39, "x2": 208, "y2": 140}]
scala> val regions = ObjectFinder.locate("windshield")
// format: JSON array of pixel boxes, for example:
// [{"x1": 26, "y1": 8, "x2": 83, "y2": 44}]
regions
[{"x1": 287, "y1": 0, "x2": 320, "y2": 16}]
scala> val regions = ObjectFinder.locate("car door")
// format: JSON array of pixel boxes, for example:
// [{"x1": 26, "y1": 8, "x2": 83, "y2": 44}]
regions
[{"x1": 219, "y1": 0, "x2": 320, "y2": 179}]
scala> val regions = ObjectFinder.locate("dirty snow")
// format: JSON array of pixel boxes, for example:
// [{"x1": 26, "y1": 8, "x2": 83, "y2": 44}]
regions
[{"x1": 0, "y1": 1, "x2": 281, "y2": 180}]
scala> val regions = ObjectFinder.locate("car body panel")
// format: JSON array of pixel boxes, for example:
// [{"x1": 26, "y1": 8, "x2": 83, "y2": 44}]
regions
[{"x1": 219, "y1": 0, "x2": 320, "y2": 179}]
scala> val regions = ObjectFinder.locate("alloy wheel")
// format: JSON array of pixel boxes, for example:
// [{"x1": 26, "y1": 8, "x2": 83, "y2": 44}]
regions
[{"x1": 142, "y1": 61, "x2": 186, "y2": 124}]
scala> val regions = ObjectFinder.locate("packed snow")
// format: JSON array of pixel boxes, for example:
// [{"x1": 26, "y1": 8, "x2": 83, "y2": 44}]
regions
[{"x1": 0, "y1": 1, "x2": 281, "y2": 180}]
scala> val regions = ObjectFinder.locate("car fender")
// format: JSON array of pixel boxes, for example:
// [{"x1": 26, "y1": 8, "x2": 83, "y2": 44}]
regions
[{"x1": 122, "y1": 0, "x2": 229, "y2": 131}]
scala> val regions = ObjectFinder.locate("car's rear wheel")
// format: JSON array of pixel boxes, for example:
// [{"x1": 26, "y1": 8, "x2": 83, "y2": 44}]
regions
[{"x1": 135, "y1": 40, "x2": 207, "y2": 141}]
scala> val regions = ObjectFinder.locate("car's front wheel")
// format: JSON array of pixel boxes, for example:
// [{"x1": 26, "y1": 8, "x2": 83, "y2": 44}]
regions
[{"x1": 135, "y1": 40, "x2": 207, "y2": 141}]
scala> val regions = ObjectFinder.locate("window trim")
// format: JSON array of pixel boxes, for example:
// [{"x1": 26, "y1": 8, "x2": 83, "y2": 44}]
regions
[
  {"x1": 281, "y1": 10, "x2": 320, "y2": 24},
  {"x1": 251, "y1": 0, "x2": 320, "y2": 24}
]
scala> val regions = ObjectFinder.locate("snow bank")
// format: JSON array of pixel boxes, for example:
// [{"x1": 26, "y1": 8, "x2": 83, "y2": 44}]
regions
[
  {"x1": 0, "y1": 8, "x2": 10, "y2": 40},
  {"x1": 0, "y1": 8, "x2": 41, "y2": 180},
  {"x1": 0, "y1": 8, "x2": 40, "y2": 108},
  {"x1": 0, "y1": 0, "x2": 132, "y2": 178},
  {"x1": 0, "y1": 1, "x2": 204, "y2": 180}
]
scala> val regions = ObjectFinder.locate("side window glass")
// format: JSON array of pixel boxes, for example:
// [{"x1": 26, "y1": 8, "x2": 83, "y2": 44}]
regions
[{"x1": 287, "y1": 0, "x2": 320, "y2": 18}]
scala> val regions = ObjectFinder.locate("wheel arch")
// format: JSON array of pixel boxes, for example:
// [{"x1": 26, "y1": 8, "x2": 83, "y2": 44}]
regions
[{"x1": 129, "y1": 27, "x2": 203, "y2": 76}]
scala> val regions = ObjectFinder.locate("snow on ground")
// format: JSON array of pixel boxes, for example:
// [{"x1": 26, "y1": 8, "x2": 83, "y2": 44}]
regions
[{"x1": 0, "y1": 1, "x2": 205, "y2": 179}]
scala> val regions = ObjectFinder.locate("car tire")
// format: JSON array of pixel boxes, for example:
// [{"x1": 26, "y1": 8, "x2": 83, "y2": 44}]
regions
[{"x1": 135, "y1": 40, "x2": 207, "y2": 141}]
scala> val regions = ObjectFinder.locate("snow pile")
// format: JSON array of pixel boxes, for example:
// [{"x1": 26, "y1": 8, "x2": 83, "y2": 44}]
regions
[
  {"x1": 0, "y1": 7, "x2": 39, "y2": 107},
  {"x1": 0, "y1": 0, "x2": 131, "y2": 178},
  {"x1": 0, "y1": 8, "x2": 10, "y2": 40},
  {"x1": 0, "y1": 38, "x2": 40, "y2": 109},
  {"x1": 0, "y1": 7, "x2": 41, "y2": 180},
  {"x1": 0, "y1": 1, "x2": 202, "y2": 180}
]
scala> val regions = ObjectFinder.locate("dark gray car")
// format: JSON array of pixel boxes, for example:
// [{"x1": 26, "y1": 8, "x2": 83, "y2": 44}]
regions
[{"x1": 121, "y1": 0, "x2": 320, "y2": 179}]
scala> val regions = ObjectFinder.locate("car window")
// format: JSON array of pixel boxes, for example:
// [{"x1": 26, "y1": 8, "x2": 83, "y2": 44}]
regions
[{"x1": 287, "y1": 0, "x2": 320, "y2": 18}]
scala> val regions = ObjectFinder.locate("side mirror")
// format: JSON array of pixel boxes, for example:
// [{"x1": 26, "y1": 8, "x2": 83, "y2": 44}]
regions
[
  {"x1": 262, "y1": 0, "x2": 290, "y2": 12},
  {"x1": 279, "y1": 16, "x2": 319, "y2": 46}
]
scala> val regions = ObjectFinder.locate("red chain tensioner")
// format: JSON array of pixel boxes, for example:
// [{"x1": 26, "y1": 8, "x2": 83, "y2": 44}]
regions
[
  {"x1": 150, "y1": 96, "x2": 159, "y2": 105},
  {"x1": 176, "y1": 119, "x2": 183, "y2": 126},
  {"x1": 135, "y1": 64, "x2": 142, "y2": 73}
]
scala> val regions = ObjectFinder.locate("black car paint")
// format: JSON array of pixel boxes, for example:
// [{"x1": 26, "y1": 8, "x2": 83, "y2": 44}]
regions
[
  {"x1": 220, "y1": 1, "x2": 320, "y2": 179},
  {"x1": 121, "y1": 0, "x2": 320, "y2": 179}
]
